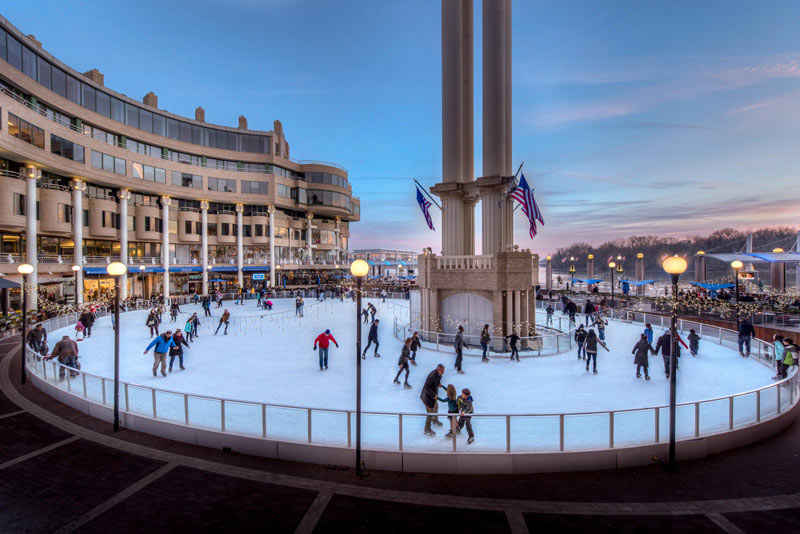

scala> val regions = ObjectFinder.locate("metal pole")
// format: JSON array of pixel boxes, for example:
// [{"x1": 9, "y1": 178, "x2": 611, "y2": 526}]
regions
[
  {"x1": 114, "y1": 275, "x2": 121, "y2": 431},
  {"x1": 611, "y1": 268, "x2": 615, "y2": 308},
  {"x1": 20, "y1": 274, "x2": 28, "y2": 385},
  {"x1": 355, "y1": 276, "x2": 363, "y2": 476},
  {"x1": 734, "y1": 268, "x2": 740, "y2": 330},
  {"x1": 74, "y1": 270, "x2": 79, "y2": 308},
  {"x1": 668, "y1": 273, "x2": 679, "y2": 470}
]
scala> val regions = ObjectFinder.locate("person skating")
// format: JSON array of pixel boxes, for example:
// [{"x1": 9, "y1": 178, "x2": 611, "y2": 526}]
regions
[
  {"x1": 313, "y1": 329, "x2": 339, "y2": 370},
  {"x1": 772, "y1": 335, "x2": 785, "y2": 379},
  {"x1": 368, "y1": 303, "x2": 377, "y2": 323},
  {"x1": 202, "y1": 297, "x2": 212, "y2": 317},
  {"x1": 480, "y1": 324, "x2": 491, "y2": 362},
  {"x1": 361, "y1": 307, "x2": 369, "y2": 324},
  {"x1": 687, "y1": 329, "x2": 700, "y2": 357},
  {"x1": 170, "y1": 302, "x2": 181, "y2": 322},
  {"x1": 215, "y1": 309, "x2": 230, "y2": 335},
  {"x1": 655, "y1": 330, "x2": 682, "y2": 379},
  {"x1": 584, "y1": 300, "x2": 595, "y2": 326},
  {"x1": 146, "y1": 309, "x2": 160, "y2": 338},
  {"x1": 591, "y1": 313, "x2": 608, "y2": 341},
  {"x1": 546, "y1": 304, "x2": 554, "y2": 326},
  {"x1": 454, "y1": 325, "x2": 467, "y2": 374},
  {"x1": 643, "y1": 323, "x2": 654, "y2": 344},
  {"x1": 504, "y1": 330, "x2": 520, "y2": 361},
  {"x1": 380, "y1": 289, "x2": 387, "y2": 303},
  {"x1": 26, "y1": 324, "x2": 47, "y2": 354},
  {"x1": 738, "y1": 319, "x2": 756, "y2": 357},
  {"x1": 778, "y1": 339, "x2": 797, "y2": 379},
  {"x1": 144, "y1": 331, "x2": 177, "y2": 377},
  {"x1": 410, "y1": 331, "x2": 422, "y2": 365},
  {"x1": 632, "y1": 333, "x2": 655, "y2": 379},
  {"x1": 457, "y1": 388, "x2": 475, "y2": 444},
  {"x1": 298, "y1": 297, "x2": 305, "y2": 317},
  {"x1": 565, "y1": 299, "x2": 578, "y2": 324},
  {"x1": 584, "y1": 329, "x2": 609, "y2": 374},
  {"x1": 168, "y1": 329, "x2": 190, "y2": 372},
  {"x1": 264, "y1": 299, "x2": 273, "y2": 310},
  {"x1": 46, "y1": 335, "x2": 79, "y2": 380},
  {"x1": 421, "y1": 364, "x2": 446, "y2": 435},
  {"x1": 184, "y1": 316, "x2": 195, "y2": 343},
  {"x1": 79, "y1": 309, "x2": 95, "y2": 338},
  {"x1": 438, "y1": 384, "x2": 460, "y2": 439},
  {"x1": 363, "y1": 319, "x2": 380, "y2": 358},
  {"x1": 574, "y1": 325, "x2": 587, "y2": 360},
  {"x1": 394, "y1": 338, "x2": 413, "y2": 388}
]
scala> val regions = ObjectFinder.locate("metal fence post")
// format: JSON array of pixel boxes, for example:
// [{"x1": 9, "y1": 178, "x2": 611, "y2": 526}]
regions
[
  {"x1": 184, "y1": 394, "x2": 189, "y2": 425},
  {"x1": 559, "y1": 414, "x2": 565, "y2": 451},
  {"x1": 695, "y1": 402, "x2": 700, "y2": 437},
  {"x1": 125, "y1": 383, "x2": 129, "y2": 411},
  {"x1": 152, "y1": 388, "x2": 157, "y2": 419},
  {"x1": 654, "y1": 407, "x2": 660, "y2": 442},
  {"x1": 609, "y1": 412, "x2": 614, "y2": 448},
  {"x1": 347, "y1": 410, "x2": 352, "y2": 448},
  {"x1": 220, "y1": 400, "x2": 226, "y2": 432},
  {"x1": 506, "y1": 415, "x2": 511, "y2": 452},
  {"x1": 399, "y1": 414, "x2": 403, "y2": 451},
  {"x1": 307, "y1": 408, "x2": 312, "y2": 443},
  {"x1": 756, "y1": 390, "x2": 761, "y2": 422},
  {"x1": 101, "y1": 378, "x2": 106, "y2": 405},
  {"x1": 777, "y1": 384, "x2": 782, "y2": 414},
  {"x1": 82, "y1": 373, "x2": 87, "y2": 398},
  {"x1": 729, "y1": 397, "x2": 734, "y2": 429},
  {"x1": 262, "y1": 404, "x2": 267, "y2": 438}
]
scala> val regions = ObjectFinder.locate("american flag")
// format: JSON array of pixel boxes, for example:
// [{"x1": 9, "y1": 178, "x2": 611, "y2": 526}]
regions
[
  {"x1": 416, "y1": 186, "x2": 435, "y2": 231},
  {"x1": 509, "y1": 173, "x2": 544, "y2": 239}
]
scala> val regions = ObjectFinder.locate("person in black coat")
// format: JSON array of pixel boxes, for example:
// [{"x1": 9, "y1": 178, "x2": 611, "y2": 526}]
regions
[
  {"x1": 632, "y1": 334, "x2": 655, "y2": 380},
  {"x1": 574, "y1": 325, "x2": 587, "y2": 360},
  {"x1": 565, "y1": 300, "x2": 578, "y2": 323},
  {"x1": 168, "y1": 330, "x2": 190, "y2": 372},
  {"x1": 79, "y1": 310, "x2": 95, "y2": 337},
  {"x1": 738, "y1": 319, "x2": 756, "y2": 357},
  {"x1": 420, "y1": 364, "x2": 446, "y2": 435},
  {"x1": 362, "y1": 319, "x2": 380, "y2": 358},
  {"x1": 394, "y1": 338, "x2": 412, "y2": 388},
  {"x1": 655, "y1": 331, "x2": 681, "y2": 379}
]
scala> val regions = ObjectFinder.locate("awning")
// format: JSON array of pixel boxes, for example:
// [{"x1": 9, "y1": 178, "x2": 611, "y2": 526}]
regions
[
  {"x1": 620, "y1": 279, "x2": 656, "y2": 286},
  {"x1": 702, "y1": 252, "x2": 800, "y2": 264},
  {"x1": 0, "y1": 278, "x2": 20, "y2": 289},
  {"x1": 209, "y1": 266, "x2": 237, "y2": 272},
  {"x1": 243, "y1": 266, "x2": 270, "y2": 272},
  {"x1": 169, "y1": 266, "x2": 203, "y2": 273},
  {"x1": 690, "y1": 282, "x2": 736, "y2": 290},
  {"x1": 367, "y1": 261, "x2": 375, "y2": 266},
  {"x1": 574, "y1": 278, "x2": 604, "y2": 285}
]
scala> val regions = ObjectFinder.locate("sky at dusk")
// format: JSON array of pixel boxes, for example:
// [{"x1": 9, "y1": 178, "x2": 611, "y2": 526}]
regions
[{"x1": 3, "y1": 0, "x2": 799, "y2": 255}]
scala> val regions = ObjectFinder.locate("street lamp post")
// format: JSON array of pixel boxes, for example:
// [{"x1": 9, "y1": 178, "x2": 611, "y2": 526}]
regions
[
  {"x1": 107, "y1": 261, "x2": 127, "y2": 431},
  {"x1": 568, "y1": 257, "x2": 576, "y2": 289},
  {"x1": 662, "y1": 255, "x2": 688, "y2": 470},
  {"x1": 71, "y1": 265, "x2": 80, "y2": 307},
  {"x1": 138, "y1": 265, "x2": 146, "y2": 300},
  {"x1": 350, "y1": 259, "x2": 369, "y2": 476},
  {"x1": 608, "y1": 261, "x2": 616, "y2": 308},
  {"x1": 731, "y1": 260, "x2": 743, "y2": 330},
  {"x1": 17, "y1": 263, "x2": 34, "y2": 385}
]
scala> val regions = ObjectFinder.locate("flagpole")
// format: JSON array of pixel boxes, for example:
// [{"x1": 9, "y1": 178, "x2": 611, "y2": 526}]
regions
[
  {"x1": 511, "y1": 162, "x2": 525, "y2": 212},
  {"x1": 413, "y1": 179, "x2": 442, "y2": 210}
]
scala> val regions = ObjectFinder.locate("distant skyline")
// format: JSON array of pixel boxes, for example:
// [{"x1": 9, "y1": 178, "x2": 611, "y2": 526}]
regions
[{"x1": 3, "y1": 0, "x2": 799, "y2": 255}]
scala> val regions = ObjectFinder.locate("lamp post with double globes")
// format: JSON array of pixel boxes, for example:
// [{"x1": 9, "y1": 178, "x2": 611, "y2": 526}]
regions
[
  {"x1": 608, "y1": 261, "x2": 617, "y2": 308},
  {"x1": 107, "y1": 261, "x2": 127, "y2": 431},
  {"x1": 71, "y1": 265, "x2": 81, "y2": 307},
  {"x1": 17, "y1": 263, "x2": 34, "y2": 385},
  {"x1": 350, "y1": 259, "x2": 369, "y2": 476},
  {"x1": 568, "y1": 257, "x2": 576, "y2": 288},
  {"x1": 662, "y1": 254, "x2": 688, "y2": 470},
  {"x1": 731, "y1": 260, "x2": 743, "y2": 330}
]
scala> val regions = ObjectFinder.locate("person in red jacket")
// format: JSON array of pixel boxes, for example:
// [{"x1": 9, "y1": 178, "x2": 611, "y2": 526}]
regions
[{"x1": 314, "y1": 329, "x2": 339, "y2": 370}]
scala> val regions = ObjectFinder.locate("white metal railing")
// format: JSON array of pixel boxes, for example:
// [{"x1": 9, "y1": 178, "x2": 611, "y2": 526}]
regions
[
  {"x1": 24, "y1": 298, "x2": 797, "y2": 455},
  {"x1": 83, "y1": 256, "x2": 121, "y2": 265},
  {"x1": 128, "y1": 257, "x2": 160, "y2": 265},
  {"x1": 434, "y1": 255, "x2": 494, "y2": 270}
]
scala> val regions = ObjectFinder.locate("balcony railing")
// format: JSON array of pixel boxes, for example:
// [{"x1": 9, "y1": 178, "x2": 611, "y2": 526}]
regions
[{"x1": 434, "y1": 255, "x2": 494, "y2": 270}]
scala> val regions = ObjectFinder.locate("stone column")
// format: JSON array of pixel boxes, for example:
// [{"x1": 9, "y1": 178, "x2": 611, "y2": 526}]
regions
[
  {"x1": 72, "y1": 180, "x2": 85, "y2": 304},
  {"x1": 505, "y1": 290, "x2": 513, "y2": 338},
  {"x1": 545, "y1": 256, "x2": 552, "y2": 290},
  {"x1": 25, "y1": 168, "x2": 39, "y2": 310},
  {"x1": 480, "y1": 185, "x2": 514, "y2": 256},
  {"x1": 306, "y1": 213, "x2": 313, "y2": 264},
  {"x1": 161, "y1": 196, "x2": 171, "y2": 302},
  {"x1": 236, "y1": 203, "x2": 244, "y2": 288},
  {"x1": 200, "y1": 201, "x2": 209, "y2": 296},
  {"x1": 635, "y1": 253, "x2": 645, "y2": 296},
  {"x1": 268, "y1": 205, "x2": 276, "y2": 287},
  {"x1": 513, "y1": 289, "x2": 521, "y2": 337},
  {"x1": 334, "y1": 217, "x2": 341, "y2": 263},
  {"x1": 119, "y1": 190, "x2": 130, "y2": 299},
  {"x1": 587, "y1": 255, "x2": 595, "y2": 279}
]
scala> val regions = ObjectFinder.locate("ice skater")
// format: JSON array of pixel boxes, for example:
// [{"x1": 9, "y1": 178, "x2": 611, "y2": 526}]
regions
[
  {"x1": 202, "y1": 297, "x2": 212, "y2": 317},
  {"x1": 146, "y1": 309, "x2": 160, "y2": 338},
  {"x1": 738, "y1": 319, "x2": 756, "y2": 357},
  {"x1": 168, "y1": 329, "x2": 190, "y2": 372},
  {"x1": 144, "y1": 331, "x2": 176, "y2": 377},
  {"x1": 361, "y1": 307, "x2": 369, "y2": 324},
  {"x1": 505, "y1": 330, "x2": 520, "y2": 361},
  {"x1": 655, "y1": 330, "x2": 686, "y2": 379},
  {"x1": 574, "y1": 325, "x2": 587, "y2": 360},
  {"x1": 215, "y1": 309, "x2": 230, "y2": 335},
  {"x1": 394, "y1": 337, "x2": 413, "y2": 388},
  {"x1": 772, "y1": 335, "x2": 785, "y2": 379},
  {"x1": 545, "y1": 304, "x2": 554, "y2": 326},
  {"x1": 643, "y1": 323, "x2": 654, "y2": 344},
  {"x1": 457, "y1": 388, "x2": 474, "y2": 445},
  {"x1": 438, "y1": 384, "x2": 460, "y2": 439},
  {"x1": 169, "y1": 302, "x2": 180, "y2": 322},
  {"x1": 420, "y1": 364, "x2": 446, "y2": 436},
  {"x1": 454, "y1": 325, "x2": 467, "y2": 374},
  {"x1": 313, "y1": 329, "x2": 339, "y2": 370},
  {"x1": 363, "y1": 319, "x2": 380, "y2": 358},
  {"x1": 584, "y1": 329, "x2": 609, "y2": 374},
  {"x1": 480, "y1": 324, "x2": 491, "y2": 362},
  {"x1": 632, "y1": 333, "x2": 655, "y2": 380},
  {"x1": 368, "y1": 303, "x2": 377, "y2": 323},
  {"x1": 591, "y1": 312, "x2": 608, "y2": 341},
  {"x1": 687, "y1": 329, "x2": 700, "y2": 356},
  {"x1": 410, "y1": 331, "x2": 421, "y2": 365}
]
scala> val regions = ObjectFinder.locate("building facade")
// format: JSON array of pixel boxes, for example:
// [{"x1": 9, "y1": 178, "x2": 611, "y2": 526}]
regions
[
  {"x1": 348, "y1": 249, "x2": 417, "y2": 279},
  {"x1": 0, "y1": 16, "x2": 359, "y2": 306}
]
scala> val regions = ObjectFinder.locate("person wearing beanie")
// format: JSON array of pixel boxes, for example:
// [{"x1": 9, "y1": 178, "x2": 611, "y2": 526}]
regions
[{"x1": 313, "y1": 329, "x2": 339, "y2": 370}]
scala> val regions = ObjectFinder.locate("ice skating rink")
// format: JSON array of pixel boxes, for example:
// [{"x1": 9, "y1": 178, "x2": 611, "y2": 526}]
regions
[{"x1": 45, "y1": 298, "x2": 778, "y2": 452}]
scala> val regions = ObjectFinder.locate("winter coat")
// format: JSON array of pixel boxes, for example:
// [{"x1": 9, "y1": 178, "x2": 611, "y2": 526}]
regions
[
  {"x1": 632, "y1": 340, "x2": 654, "y2": 366},
  {"x1": 644, "y1": 327, "x2": 654, "y2": 344},
  {"x1": 145, "y1": 335, "x2": 177, "y2": 354},
  {"x1": 314, "y1": 333, "x2": 338, "y2": 349},
  {"x1": 457, "y1": 395, "x2": 474, "y2": 416},
  {"x1": 574, "y1": 328, "x2": 587, "y2": 343},
  {"x1": 410, "y1": 336, "x2": 422, "y2": 352},
  {"x1": 584, "y1": 335, "x2": 600, "y2": 353},
  {"x1": 79, "y1": 312, "x2": 95, "y2": 327},
  {"x1": 738, "y1": 322, "x2": 756, "y2": 338},
  {"x1": 774, "y1": 341, "x2": 785, "y2": 362},
  {"x1": 420, "y1": 369, "x2": 442, "y2": 408},
  {"x1": 367, "y1": 323, "x2": 378, "y2": 341},
  {"x1": 27, "y1": 327, "x2": 47, "y2": 345},
  {"x1": 437, "y1": 395, "x2": 460, "y2": 413},
  {"x1": 169, "y1": 333, "x2": 190, "y2": 356},
  {"x1": 454, "y1": 332, "x2": 465, "y2": 351},
  {"x1": 50, "y1": 337, "x2": 78, "y2": 362},
  {"x1": 505, "y1": 334, "x2": 520, "y2": 347},
  {"x1": 655, "y1": 333, "x2": 680, "y2": 357},
  {"x1": 219, "y1": 311, "x2": 230, "y2": 324},
  {"x1": 146, "y1": 313, "x2": 159, "y2": 327},
  {"x1": 688, "y1": 333, "x2": 700, "y2": 351},
  {"x1": 584, "y1": 302, "x2": 595, "y2": 314},
  {"x1": 783, "y1": 345, "x2": 797, "y2": 366},
  {"x1": 398, "y1": 345, "x2": 411, "y2": 367},
  {"x1": 566, "y1": 302, "x2": 577, "y2": 315},
  {"x1": 480, "y1": 330, "x2": 491, "y2": 344}
]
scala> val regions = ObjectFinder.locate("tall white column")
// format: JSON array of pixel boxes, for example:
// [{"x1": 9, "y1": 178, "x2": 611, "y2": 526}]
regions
[
  {"x1": 119, "y1": 190, "x2": 130, "y2": 299},
  {"x1": 306, "y1": 213, "x2": 313, "y2": 264},
  {"x1": 796, "y1": 230, "x2": 800, "y2": 289},
  {"x1": 161, "y1": 196, "x2": 171, "y2": 302},
  {"x1": 334, "y1": 217, "x2": 341, "y2": 263},
  {"x1": 201, "y1": 201, "x2": 209, "y2": 296},
  {"x1": 25, "y1": 168, "x2": 39, "y2": 310},
  {"x1": 236, "y1": 203, "x2": 244, "y2": 287},
  {"x1": 73, "y1": 180, "x2": 85, "y2": 304},
  {"x1": 268, "y1": 205, "x2": 276, "y2": 287}
]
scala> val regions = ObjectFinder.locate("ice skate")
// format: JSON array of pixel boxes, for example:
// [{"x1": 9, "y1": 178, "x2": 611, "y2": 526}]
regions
[
  {"x1": 645, "y1": 375, "x2": 650, "y2": 380},
  {"x1": 393, "y1": 379, "x2": 400, "y2": 384},
  {"x1": 404, "y1": 383, "x2": 412, "y2": 389},
  {"x1": 636, "y1": 373, "x2": 641, "y2": 378},
  {"x1": 424, "y1": 429, "x2": 436, "y2": 437},
  {"x1": 444, "y1": 431, "x2": 453, "y2": 438},
  {"x1": 467, "y1": 437, "x2": 474, "y2": 444},
  {"x1": 457, "y1": 370, "x2": 465, "y2": 374},
  {"x1": 180, "y1": 366, "x2": 185, "y2": 370},
  {"x1": 168, "y1": 367, "x2": 173, "y2": 372},
  {"x1": 433, "y1": 420, "x2": 444, "y2": 427}
]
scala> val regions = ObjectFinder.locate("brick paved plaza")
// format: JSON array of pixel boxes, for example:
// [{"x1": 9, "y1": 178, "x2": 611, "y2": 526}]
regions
[{"x1": 2, "y1": 337, "x2": 800, "y2": 533}]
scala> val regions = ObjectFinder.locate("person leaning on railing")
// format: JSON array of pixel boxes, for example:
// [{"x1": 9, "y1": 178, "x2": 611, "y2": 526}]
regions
[{"x1": 45, "y1": 335, "x2": 79, "y2": 380}]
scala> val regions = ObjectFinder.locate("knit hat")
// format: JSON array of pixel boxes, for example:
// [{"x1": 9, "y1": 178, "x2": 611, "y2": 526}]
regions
[{"x1": 325, "y1": 329, "x2": 330, "y2": 334}]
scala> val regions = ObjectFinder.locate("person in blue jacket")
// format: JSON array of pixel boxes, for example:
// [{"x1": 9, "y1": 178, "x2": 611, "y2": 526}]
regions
[
  {"x1": 144, "y1": 331, "x2": 177, "y2": 377},
  {"x1": 643, "y1": 323, "x2": 654, "y2": 344}
]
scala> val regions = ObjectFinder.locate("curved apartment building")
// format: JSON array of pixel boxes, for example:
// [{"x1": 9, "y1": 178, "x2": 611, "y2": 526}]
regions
[{"x1": 0, "y1": 15, "x2": 359, "y2": 306}]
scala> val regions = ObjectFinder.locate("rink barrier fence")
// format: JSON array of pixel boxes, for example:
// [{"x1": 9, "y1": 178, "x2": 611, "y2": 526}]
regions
[{"x1": 24, "y1": 303, "x2": 798, "y2": 458}]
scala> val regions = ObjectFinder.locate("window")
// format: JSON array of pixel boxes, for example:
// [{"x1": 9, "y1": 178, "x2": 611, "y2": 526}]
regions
[
  {"x1": 243, "y1": 225, "x2": 252, "y2": 238},
  {"x1": 7, "y1": 35, "x2": 22, "y2": 70},
  {"x1": 57, "y1": 204, "x2": 72, "y2": 223},
  {"x1": 208, "y1": 177, "x2": 236, "y2": 193},
  {"x1": 125, "y1": 103, "x2": 138, "y2": 128},
  {"x1": 8, "y1": 114, "x2": 45, "y2": 148},
  {"x1": 221, "y1": 223, "x2": 230, "y2": 236},
  {"x1": 37, "y1": 59, "x2": 51, "y2": 89},
  {"x1": 51, "y1": 67, "x2": 66, "y2": 97},
  {"x1": 96, "y1": 91, "x2": 111, "y2": 117},
  {"x1": 207, "y1": 223, "x2": 218, "y2": 237},
  {"x1": 184, "y1": 220, "x2": 193, "y2": 234},
  {"x1": 83, "y1": 210, "x2": 89, "y2": 227},
  {"x1": 152, "y1": 114, "x2": 165, "y2": 136},
  {"x1": 128, "y1": 215, "x2": 135, "y2": 231},
  {"x1": 81, "y1": 84, "x2": 96, "y2": 112},
  {"x1": 50, "y1": 135, "x2": 85, "y2": 163},
  {"x1": 21, "y1": 45, "x2": 37, "y2": 79},
  {"x1": 13, "y1": 193, "x2": 25, "y2": 216},
  {"x1": 169, "y1": 220, "x2": 178, "y2": 235},
  {"x1": 133, "y1": 163, "x2": 166, "y2": 183},
  {"x1": 155, "y1": 218, "x2": 163, "y2": 233},
  {"x1": 139, "y1": 109, "x2": 153, "y2": 132},
  {"x1": 278, "y1": 184, "x2": 291, "y2": 198},
  {"x1": 241, "y1": 180, "x2": 269, "y2": 195},
  {"x1": 195, "y1": 222, "x2": 201, "y2": 234},
  {"x1": 67, "y1": 75, "x2": 80, "y2": 104},
  {"x1": 91, "y1": 150, "x2": 126, "y2": 175},
  {"x1": 144, "y1": 217, "x2": 151, "y2": 232},
  {"x1": 254, "y1": 224, "x2": 264, "y2": 237},
  {"x1": 171, "y1": 171, "x2": 202, "y2": 189},
  {"x1": 111, "y1": 97, "x2": 124, "y2": 122}
]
